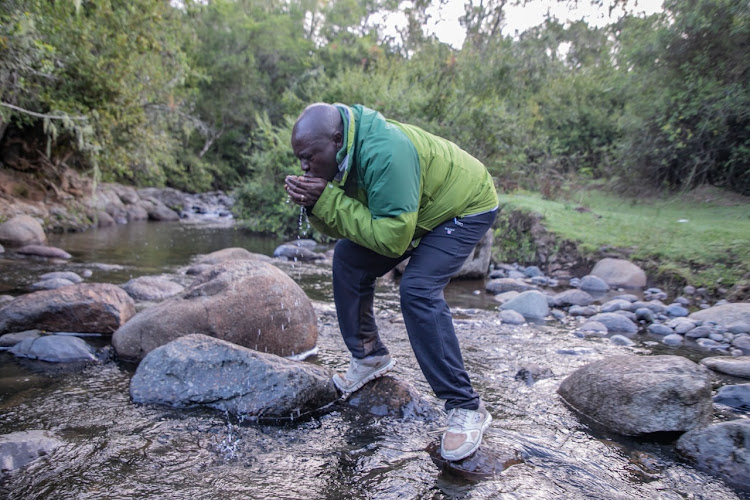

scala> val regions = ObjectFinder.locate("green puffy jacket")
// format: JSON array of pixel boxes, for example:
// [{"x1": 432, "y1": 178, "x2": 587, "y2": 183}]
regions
[{"x1": 308, "y1": 104, "x2": 497, "y2": 258}]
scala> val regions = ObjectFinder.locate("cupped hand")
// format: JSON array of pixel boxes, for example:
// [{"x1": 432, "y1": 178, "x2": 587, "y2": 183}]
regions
[{"x1": 284, "y1": 175, "x2": 328, "y2": 207}]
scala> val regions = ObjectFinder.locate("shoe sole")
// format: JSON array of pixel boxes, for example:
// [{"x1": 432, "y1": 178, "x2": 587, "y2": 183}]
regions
[
  {"x1": 441, "y1": 412, "x2": 492, "y2": 461},
  {"x1": 332, "y1": 358, "x2": 396, "y2": 394}
]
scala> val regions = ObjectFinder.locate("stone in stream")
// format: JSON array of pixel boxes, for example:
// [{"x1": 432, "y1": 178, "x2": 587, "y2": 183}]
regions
[
  {"x1": 713, "y1": 384, "x2": 750, "y2": 410},
  {"x1": 9, "y1": 335, "x2": 96, "y2": 363},
  {"x1": 120, "y1": 276, "x2": 184, "y2": 302},
  {"x1": 130, "y1": 334, "x2": 337, "y2": 420},
  {"x1": 549, "y1": 289, "x2": 594, "y2": 308},
  {"x1": 425, "y1": 441, "x2": 524, "y2": 480},
  {"x1": 485, "y1": 278, "x2": 537, "y2": 294},
  {"x1": 273, "y1": 244, "x2": 325, "y2": 262},
  {"x1": 0, "y1": 215, "x2": 47, "y2": 247},
  {"x1": 344, "y1": 376, "x2": 440, "y2": 420},
  {"x1": 0, "y1": 329, "x2": 42, "y2": 348},
  {"x1": 676, "y1": 420, "x2": 750, "y2": 491},
  {"x1": 700, "y1": 356, "x2": 750, "y2": 378},
  {"x1": 690, "y1": 303, "x2": 750, "y2": 327},
  {"x1": 113, "y1": 260, "x2": 318, "y2": 362},
  {"x1": 0, "y1": 283, "x2": 135, "y2": 335},
  {"x1": 499, "y1": 290, "x2": 549, "y2": 320},
  {"x1": 589, "y1": 258, "x2": 647, "y2": 289},
  {"x1": 39, "y1": 271, "x2": 84, "y2": 284},
  {"x1": 587, "y1": 312, "x2": 638, "y2": 334},
  {"x1": 578, "y1": 275, "x2": 609, "y2": 293},
  {"x1": 0, "y1": 430, "x2": 64, "y2": 472},
  {"x1": 30, "y1": 278, "x2": 75, "y2": 291},
  {"x1": 557, "y1": 355, "x2": 712, "y2": 436},
  {"x1": 15, "y1": 245, "x2": 71, "y2": 260},
  {"x1": 193, "y1": 247, "x2": 272, "y2": 266},
  {"x1": 499, "y1": 309, "x2": 525, "y2": 325}
]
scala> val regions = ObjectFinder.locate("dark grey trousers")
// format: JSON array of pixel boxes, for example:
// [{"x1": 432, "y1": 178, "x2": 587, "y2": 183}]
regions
[{"x1": 332, "y1": 209, "x2": 497, "y2": 410}]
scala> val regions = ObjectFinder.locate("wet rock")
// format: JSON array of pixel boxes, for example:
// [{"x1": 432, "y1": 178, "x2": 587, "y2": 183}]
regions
[
  {"x1": 685, "y1": 326, "x2": 714, "y2": 340},
  {"x1": 647, "y1": 324, "x2": 673, "y2": 336},
  {"x1": 499, "y1": 290, "x2": 549, "y2": 320},
  {"x1": 587, "y1": 313, "x2": 638, "y2": 334},
  {"x1": 610, "y1": 335, "x2": 635, "y2": 346},
  {"x1": 491, "y1": 291, "x2": 519, "y2": 305},
  {"x1": 732, "y1": 336, "x2": 750, "y2": 354},
  {"x1": 113, "y1": 260, "x2": 318, "y2": 362},
  {"x1": 713, "y1": 384, "x2": 750, "y2": 410},
  {"x1": 137, "y1": 187, "x2": 188, "y2": 213},
  {"x1": 192, "y1": 247, "x2": 272, "y2": 266},
  {"x1": 632, "y1": 300, "x2": 667, "y2": 314},
  {"x1": 485, "y1": 278, "x2": 537, "y2": 294},
  {"x1": 577, "y1": 321, "x2": 608, "y2": 336},
  {"x1": 662, "y1": 334, "x2": 684, "y2": 347},
  {"x1": 601, "y1": 299, "x2": 633, "y2": 313},
  {"x1": 283, "y1": 238, "x2": 318, "y2": 249},
  {"x1": 9, "y1": 335, "x2": 96, "y2": 363},
  {"x1": 590, "y1": 258, "x2": 647, "y2": 289},
  {"x1": 0, "y1": 329, "x2": 42, "y2": 348},
  {"x1": 700, "y1": 356, "x2": 750, "y2": 378},
  {"x1": 557, "y1": 355, "x2": 713, "y2": 436},
  {"x1": 139, "y1": 197, "x2": 180, "y2": 221},
  {"x1": 16, "y1": 245, "x2": 71, "y2": 260},
  {"x1": 729, "y1": 322, "x2": 750, "y2": 335},
  {"x1": 344, "y1": 376, "x2": 440, "y2": 419},
  {"x1": 0, "y1": 215, "x2": 47, "y2": 247},
  {"x1": 425, "y1": 441, "x2": 524, "y2": 480},
  {"x1": 515, "y1": 365, "x2": 554, "y2": 385},
  {"x1": 578, "y1": 275, "x2": 609, "y2": 293},
  {"x1": 120, "y1": 276, "x2": 184, "y2": 302},
  {"x1": 550, "y1": 289, "x2": 594, "y2": 307},
  {"x1": 665, "y1": 304, "x2": 689, "y2": 317},
  {"x1": 130, "y1": 334, "x2": 337, "y2": 420},
  {"x1": 634, "y1": 308, "x2": 654, "y2": 323},
  {"x1": 612, "y1": 294, "x2": 638, "y2": 303},
  {"x1": 695, "y1": 338, "x2": 729, "y2": 352},
  {"x1": 39, "y1": 271, "x2": 83, "y2": 284},
  {"x1": 96, "y1": 211, "x2": 115, "y2": 227},
  {"x1": 273, "y1": 244, "x2": 325, "y2": 262},
  {"x1": 499, "y1": 309, "x2": 525, "y2": 325},
  {"x1": 568, "y1": 305, "x2": 598, "y2": 317},
  {"x1": 30, "y1": 278, "x2": 75, "y2": 291},
  {"x1": 0, "y1": 283, "x2": 135, "y2": 334},
  {"x1": 690, "y1": 303, "x2": 750, "y2": 327},
  {"x1": 676, "y1": 420, "x2": 750, "y2": 490},
  {"x1": 667, "y1": 317, "x2": 697, "y2": 335},
  {"x1": 0, "y1": 430, "x2": 63, "y2": 472},
  {"x1": 0, "y1": 295, "x2": 13, "y2": 306},
  {"x1": 126, "y1": 205, "x2": 148, "y2": 222}
]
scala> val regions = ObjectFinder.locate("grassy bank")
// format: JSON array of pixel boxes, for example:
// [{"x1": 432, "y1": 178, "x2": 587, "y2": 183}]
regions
[{"x1": 496, "y1": 186, "x2": 750, "y2": 291}]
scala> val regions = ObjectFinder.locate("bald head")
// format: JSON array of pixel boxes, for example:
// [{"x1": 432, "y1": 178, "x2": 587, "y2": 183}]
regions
[{"x1": 291, "y1": 103, "x2": 344, "y2": 181}]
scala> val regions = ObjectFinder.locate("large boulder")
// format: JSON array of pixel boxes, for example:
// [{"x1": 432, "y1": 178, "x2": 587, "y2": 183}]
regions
[
  {"x1": 120, "y1": 276, "x2": 184, "y2": 302},
  {"x1": 113, "y1": 260, "x2": 318, "y2": 362},
  {"x1": 700, "y1": 356, "x2": 750, "y2": 378},
  {"x1": 557, "y1": 355, "x2": 713, "y2": 436},
  {"x1": 499, "y1": 290, "x2": 549, "y2": 320},
  {"x1": 130, "y1": 334, "x2": 337, "y2": 419},
  {"x1": 0, "y1": 215, "x2": 47, "y2": 247},
  {"x1": 676, "y1": 420, "x2": 750, "y2": 490},
  {"x1": 689, "y1": 303, "x2": 750, "y2": 327},
  {"x1": 0, "y1": 430, "x2": 63, "y2": 472},
  {"x1": 0, "y1": 283, "x2": 135, "y2": 334},
  {"x1": 590, "y1": 258, "x2": 647, "y2": 289}
]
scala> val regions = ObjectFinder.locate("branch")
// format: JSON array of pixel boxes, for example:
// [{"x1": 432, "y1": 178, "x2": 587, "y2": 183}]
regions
[{"x1": 0, "y1": 101, "x2": 87, "y2": 121}]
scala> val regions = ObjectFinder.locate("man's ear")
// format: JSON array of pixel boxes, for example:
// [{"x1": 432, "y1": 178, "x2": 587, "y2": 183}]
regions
[{"x1": 333, "y1": 130, "x2": 344, "y2": 150}]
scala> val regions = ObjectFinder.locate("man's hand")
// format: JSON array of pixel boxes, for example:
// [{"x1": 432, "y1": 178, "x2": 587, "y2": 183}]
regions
[{"x1": 284, "y1": 175, "x2": 328, "y2": 207}]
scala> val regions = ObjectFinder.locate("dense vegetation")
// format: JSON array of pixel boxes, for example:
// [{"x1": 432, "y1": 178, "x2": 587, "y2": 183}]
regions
[{"x1": 1, "y1": 0, "x2": 748, "y2": 238}]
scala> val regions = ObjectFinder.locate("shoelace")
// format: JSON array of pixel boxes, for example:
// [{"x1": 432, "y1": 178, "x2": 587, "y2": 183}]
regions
[{"x1": 426, "y1": 409, "x2": 474, "y2": 436}]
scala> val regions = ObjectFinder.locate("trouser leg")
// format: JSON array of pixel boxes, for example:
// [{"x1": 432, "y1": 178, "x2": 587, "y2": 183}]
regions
[
  {"x1": 399, "y1": 211, "x2": 497, "y2": 411},
  {"x1": 332, "y1": 239, "x2": 405, "y2": 359}
]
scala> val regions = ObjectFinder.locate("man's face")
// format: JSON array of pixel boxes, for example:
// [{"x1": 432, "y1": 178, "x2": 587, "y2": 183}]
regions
[{"x1": 291, "y1": 131, "x2": 341, "y2": 182}]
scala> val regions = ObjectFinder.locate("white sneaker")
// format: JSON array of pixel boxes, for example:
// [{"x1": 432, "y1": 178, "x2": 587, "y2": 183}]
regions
[
  {"x1": 332, "y1": 354, "x2": 395, "y2": 394},
  {"x1": 440, "y1": 405, "x2": 492, "y2": 461}
]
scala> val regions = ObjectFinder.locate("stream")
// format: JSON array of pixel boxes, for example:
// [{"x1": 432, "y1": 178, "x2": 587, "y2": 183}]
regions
[{"x1": 0, "y1": 219, "x2": 745, "y2": 499}]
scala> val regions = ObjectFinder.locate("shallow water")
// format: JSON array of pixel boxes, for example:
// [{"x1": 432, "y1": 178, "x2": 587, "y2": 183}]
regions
[{"x1": 0, "y1": 221, "x2": 746, "y2": 499}]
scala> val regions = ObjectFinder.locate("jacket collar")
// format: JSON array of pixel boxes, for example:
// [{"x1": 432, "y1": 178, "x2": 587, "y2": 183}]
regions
[{"x1": 333, "y1": 103, "x2": 356, "y2": 184}]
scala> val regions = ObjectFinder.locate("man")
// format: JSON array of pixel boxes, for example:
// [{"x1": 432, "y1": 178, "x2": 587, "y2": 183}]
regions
[{"x1": 284, "y1": 103, "x2": 498, "y2": 461}]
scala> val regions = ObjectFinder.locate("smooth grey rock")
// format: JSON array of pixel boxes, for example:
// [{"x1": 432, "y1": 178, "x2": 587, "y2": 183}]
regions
[
  {"x1": 0, "y1": 283, "x2": 135, "y2": 335},
  {"x1": 485, "y1": 278, "x2": 537, "y2": 295},
  {"x1": 701, "y1": 357, "x2": 750, "y2": 378},
  {"x1": 192, "y1": 247, "x2": 272, "y2": 266},
  {"x1": 578, "y1": 275, "x2": 609, "y2": 293},
  {"x1": 522, "y1": 266, "x2": 542, "y2": 278},
  {"x1": 713, "y1": 384, "x2": 750, "y2": 410},
  {"x1": 130, "y1": 334, "x2": 337, "y2": 420},
  {"x1": 666, "y1": 304, "x2": 689, "y2": 317},
  {"x1": 550, "y1": 289, "x2": 595, "y2": 308},
  {"x1": 610, "y1": 335, "x2": 635, "y2": 346},
  {"x1": 16, "y1": 245, "x2": 71, "y2": 260},
  {"x1": 558, "y1": 355, "x2": 712, "y2": 436},
  {"x1": 39, "y1": 271, "x2": 83, "y2": 284},
  {"x1": 684, "y1": 285, "x2": 696, "y2": 295},
  {"x1": 695, "y1": 338, "x2": 729, "y2": 351},
  {"x1": 601, "y1": 299, "x2": 633, "y2": 313},
  {"x1": 491, "y1": 291, "x2": 519, "y2": 305},
  {"x1": 121, "y1": 276, "x2": 184, "y2": 302},
  {"x1": 685, "y1": 326, "x2": 714, "y2": 340},
  {"x1": 0, "y1": 330, "x2": 42, "y2": 348},
  {"x1": 30, "y1": 278, "x2": 75, "y2": 291},
  {"x1": 634, "y1": 308, "x2": 655, "y2": 323},
  {"x1": 690, "y1": 303, "x2": 750, "y2": 327},
  {"x1": 667, "y1": 317, "x2": 697, "y2": 334},
  {"x1": 568, "y1": 305, "x2": 598, "y2": 317},
  {"x1": 113, "y1": 260, "x2": 318, "y2": 362},
  {"x1": 663, "y1": 334, "x2": 684, "y2": 346},
  {"x1": 499, "y1": 309, "x2": 526, "y2": 325},
  {"x1": 0, "y1": 295, "x2": 13, "y2": 306},
  {"x1": 590, "y1": 258, "x2": 647, "y2": 289},
  {"x1": 648, "y1": 324, "x2": 674, "y2": 336},
  {"x1": 0, "y1": 430, "x2": 63, "y2": 472},
  {"x1": 578, "y1": 321, "x2": 608, "y2": 336},
  {"x1": 612, "y1": 294, "x2": 638, "y2": 303},
  {"x1": 499, "y1": 290, "x2": 549, "y2": 320},
  {"x1": 676, "y1": 420, "x2": 750, "y2": 490},
  {"x1": 632, "y1": 300, "x2": 667, "y2": 314},
  {"x1": 96, "y1": 211, "x2": 115, "y2": 227},
  {"x1": 507, "y1": 270, "x2": 525, "y2": 279},
  {"x1": 588, "y1": 312, "x2": 638, "y2": 334},
  {"x1": 0, "y1": 215, "x2": 47, "y2": 247},
  {"x1": 283, "y1": 239, "x2": 318, "y2": 249},
  {"x1": 9, "y1": 335, "x2": 96, "y2": 362},
  {"x1": 139, "y1": 197, "x2": 180, "y2": 221},
  {"x1": 732, "y1": 335, "x2": 750, "y2": 354},
  {"x1": 728, "y1": 322, "x2": 750, "y2": 335},
  {"x1": 273, "y1": 244, "x2": 325, "y2": 262}
]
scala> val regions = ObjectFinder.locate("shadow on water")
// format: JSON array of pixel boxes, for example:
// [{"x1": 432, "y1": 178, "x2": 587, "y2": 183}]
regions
[{"x1": 0, "y1": 221, "x2": 747, "y2": 499}]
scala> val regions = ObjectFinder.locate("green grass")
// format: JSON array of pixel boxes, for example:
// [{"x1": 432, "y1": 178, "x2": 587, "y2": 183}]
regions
[{"x1": 498, "y1": 188, "x2": 750, "y2": 289}]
